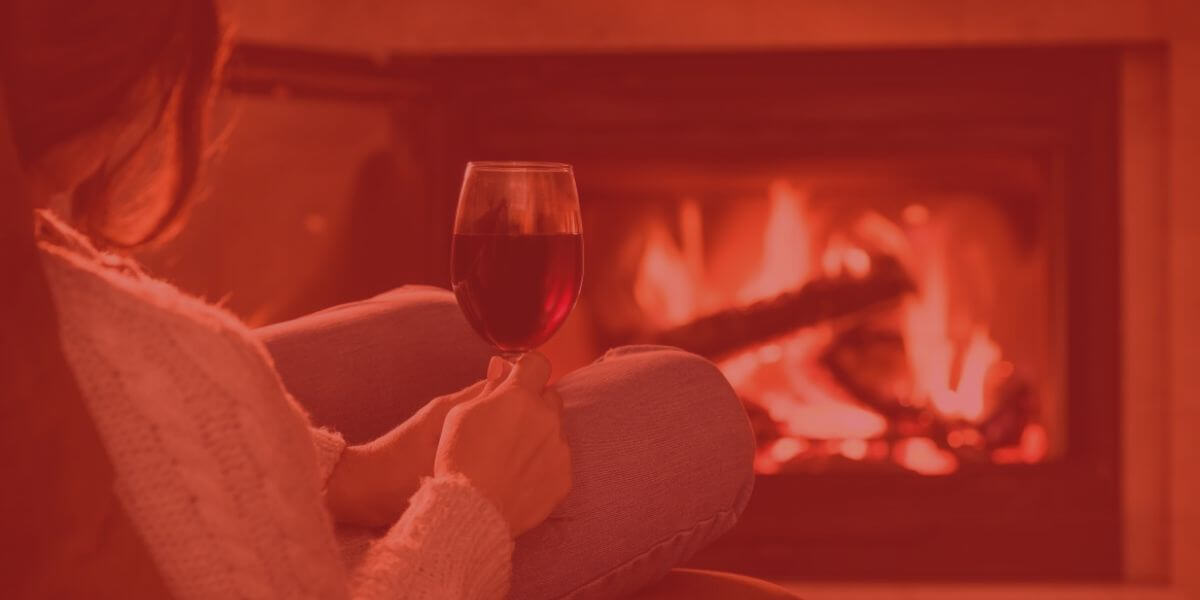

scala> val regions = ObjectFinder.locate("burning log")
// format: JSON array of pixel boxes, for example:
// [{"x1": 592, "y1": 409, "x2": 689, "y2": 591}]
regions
[
  {"x1": 979, "y1": 376, "x2": 1038, "y2": 448},
  {"x1": 742, "y1": 398, "x2": 783, "y2": 447},
  {"x1": 821, "y1": 326, "x2": 915, "y2": 422},
  {"x1": 646, "y1": 255, "x2": 914, "y2": 359},
  {"x1": 821, "y1": 325, "x2": 1041, "y2": 466}
]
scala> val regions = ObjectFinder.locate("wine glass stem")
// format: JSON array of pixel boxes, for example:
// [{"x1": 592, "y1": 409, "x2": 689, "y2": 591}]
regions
[{"x1": 500, "y1": 350, "x2": 526, "y2": 364}]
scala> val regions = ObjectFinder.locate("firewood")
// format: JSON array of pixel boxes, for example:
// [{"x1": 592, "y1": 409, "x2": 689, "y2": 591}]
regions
[{"x1": 645, "y1": 255, "x2": 914, "y2": 359}]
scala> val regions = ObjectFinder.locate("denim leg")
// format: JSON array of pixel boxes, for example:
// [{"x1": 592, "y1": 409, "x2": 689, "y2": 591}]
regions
[
  {"x1": 256, "y1": 286, "x2": 493, "y2": 444},
  {"x1": 259, "y1": 292, "x2": 755, "y2": 600},
  {"x1": 511, "y1": 346, "x2": 756, "y2": 600}
]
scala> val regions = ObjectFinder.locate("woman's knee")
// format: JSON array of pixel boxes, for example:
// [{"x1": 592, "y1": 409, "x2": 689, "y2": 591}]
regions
[
  {"x1": 578, "y1": 345, "x2": 756, "y2": 505},
  {"x1": 515, "y1": 346, "x2": 755, "y2": 599}
]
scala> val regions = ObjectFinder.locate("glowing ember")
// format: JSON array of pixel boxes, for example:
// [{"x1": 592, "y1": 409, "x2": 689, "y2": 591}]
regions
[
  {"x1": 1020, "y1": 423, "x2": 1049, "y2": 463},
  {"x1": 894, "y1": 437, "x2": 959, "y2": 476},
  {"x1": 766, "y1": 391, "x2": 889, "y2": 440},
  {"x1": 771, "y1": 437, "x2": 806, "y2": 463},
  {"x1": 840, "y1": 439, "x2": 869, "y2": 461}
]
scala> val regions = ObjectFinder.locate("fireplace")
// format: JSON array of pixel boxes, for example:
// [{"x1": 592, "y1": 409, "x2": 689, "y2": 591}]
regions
[{"x1": 226, "y1": 44, "x2": 1131, "y2": 581}]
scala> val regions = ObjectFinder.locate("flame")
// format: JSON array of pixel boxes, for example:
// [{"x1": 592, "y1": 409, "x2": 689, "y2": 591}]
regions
[
  {"x1": 955, "y1": 327, "x2": 1002, "y2": 420},
  {"x1": 633, "y1": 223, "x2": 698, "y2": 328},
  {"x1": 632, "y1": 198, "x2": 707, "y2": 328},
  {"x1": 764, "y1": 391, "x2": 889, "y2": 440},
  {"x1": 903, "y1": 248, "x2": 954, "y2": 412},
  {"x1": 737, "y1": 180, "x2": 813, "y2": 303},
  {"x1": 903, "y1": 228, "x2": 1002, "y2": 422},
  {"x1": 632, "y1": 183, "x2": 818, "y2": 324},
  {"x1": 992, "y1": 423, "x2": 1049, "y2": 464},
  {"x1": 821, "y1": 236, "x2": 872, "y2": 279},
  {"x1": 737, "y1": 346, "x2": 890, "y2": 440}
]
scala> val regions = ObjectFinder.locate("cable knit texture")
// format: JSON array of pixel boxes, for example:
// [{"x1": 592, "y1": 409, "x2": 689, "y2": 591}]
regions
[
  {"x1": 353, "y1": 475, "x2": 514, "y2": 599},
  {"x1": 35, "y1": 212, "x2": 512, "y2": 599}
]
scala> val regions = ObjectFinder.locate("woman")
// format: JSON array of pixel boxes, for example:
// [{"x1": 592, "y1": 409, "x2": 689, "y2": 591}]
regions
[{"x1": 1, "y1": 1, "x2": 766, "y2": 598}]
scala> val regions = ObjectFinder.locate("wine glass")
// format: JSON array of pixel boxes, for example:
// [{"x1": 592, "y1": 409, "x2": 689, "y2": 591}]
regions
[{"x1": 450, "y1": 161, "x2": 584, "y2": 360}]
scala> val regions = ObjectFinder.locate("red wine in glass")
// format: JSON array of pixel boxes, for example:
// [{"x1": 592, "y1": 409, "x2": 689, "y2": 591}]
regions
[
  {"x1": 452, "y1": 233, "x2": 583, "y2": 352},
  {"x1": 450, "y1": 161, "x2": 584, "y2": 356}
]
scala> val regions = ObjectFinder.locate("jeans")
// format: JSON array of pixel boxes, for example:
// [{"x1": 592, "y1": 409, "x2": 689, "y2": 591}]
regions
[{"x1": 256, "y1": 286, "x2": 755, "y2": 600}]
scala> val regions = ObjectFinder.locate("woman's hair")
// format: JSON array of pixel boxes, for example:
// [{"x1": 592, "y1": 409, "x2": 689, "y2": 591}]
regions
[
  {"x1": 0, "y1": 3, "x2": 225, "y2": 591},
  {"x1": 2, "y1": 0, "x2": 226, "y2": 246}
]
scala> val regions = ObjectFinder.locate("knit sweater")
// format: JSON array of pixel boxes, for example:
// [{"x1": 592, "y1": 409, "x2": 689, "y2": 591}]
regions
[{"x1": 35, "y1": 213, "x2": 513, "y2": 599}]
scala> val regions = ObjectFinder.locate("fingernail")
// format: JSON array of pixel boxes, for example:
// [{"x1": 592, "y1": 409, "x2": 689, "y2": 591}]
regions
[{"x1": 487, "y1": 356, "x2": 505, "y2": 382}]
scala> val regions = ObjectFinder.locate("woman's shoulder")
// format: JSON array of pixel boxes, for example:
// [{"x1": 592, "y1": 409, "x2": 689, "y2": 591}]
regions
[
  {"x1": 37, "y1": 228, "x2": 347, "y2": 598},
  {"x1": 34, "y1": 216, "x2": 317, "y2": 451},
  {"x1": 34, "y1": 219, "x2": 288, "y2": 406},
  {"x1": 39, "y1": 239, "x2": 252, "y2": 347}
]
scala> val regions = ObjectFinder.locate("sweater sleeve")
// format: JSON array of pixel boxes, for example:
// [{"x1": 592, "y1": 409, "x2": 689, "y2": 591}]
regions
[{"x1": 349, "y1": 474, "x2": 514, "y2": 600}]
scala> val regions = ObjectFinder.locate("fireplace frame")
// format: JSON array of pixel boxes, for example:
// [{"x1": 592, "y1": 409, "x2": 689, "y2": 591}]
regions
[
  {"x1": 231, "y1": 44, "x2": 1124, "y2": 579},
  {"x1": 226, "y1": 1, "x2": 1196, "y2": 589}
]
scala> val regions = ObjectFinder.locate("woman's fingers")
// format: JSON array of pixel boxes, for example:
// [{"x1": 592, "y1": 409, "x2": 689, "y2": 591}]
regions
[
  {"x1": 434, "y1": 350, "x2": 569, "y2": 537},
  {"x1": 446, "y1": 379, "x2": 488, "y2": 403},
  {"x1": 424, "y1": 379, "x2": 489, "y2": 420},
  {"x1": 482, "y1": 351, "x2": 551, "y2": 396},
  {"x1": 484, "y1": 356, "x2": 513, "y2": 390}
]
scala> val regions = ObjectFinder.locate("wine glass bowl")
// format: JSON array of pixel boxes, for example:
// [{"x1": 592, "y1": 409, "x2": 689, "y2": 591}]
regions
[{"x1": 451, "y1": 161, "x2": 584, "y2": 356}]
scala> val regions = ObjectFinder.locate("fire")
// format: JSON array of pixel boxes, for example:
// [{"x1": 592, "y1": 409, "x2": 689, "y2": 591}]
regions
[
  {"x1": 902, "y1": 225, "x2": 1002, "y2": 422},
  {"x1": 894, "y1": 437, "x2": 959, "y2": 476},
  {"x1": 737, "y1": 181, "x2": 813, "y2": 303},
  {"x1": 633, "y1": 181, "x2": 817, "y2": 328},
  {"x1": 633, "y1": 221, "x2": 700, "y2": 328},
  {"x1": 630, "y1": 178, "x2": 1024, "y2": 476},
  {"x1": 633, "y1": 198, "x2": 713, "y2": 329},
  {"x1": 822, "y1": 238, "x2": 871, "y2": 279},
  {"x1": 955, "y1": 327, "x2": 1002, "y2": 420}
]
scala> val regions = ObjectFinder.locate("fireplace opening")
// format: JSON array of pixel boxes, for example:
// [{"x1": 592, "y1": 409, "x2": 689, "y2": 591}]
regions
[
  {"x1": 620, "y1": 169, "x2": 1057, "y2": 478},
  {"x1": 228, "y1": 44, "x2": 1122, "y2": 580}
]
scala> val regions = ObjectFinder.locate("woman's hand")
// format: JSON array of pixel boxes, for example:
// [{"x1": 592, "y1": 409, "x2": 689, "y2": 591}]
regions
[
  {"x1": 435, "y1": 352, "x2": 572, "y2": 537},
  {"x1": 325, "y1": 379, "x2": 487, "y2": 527}
]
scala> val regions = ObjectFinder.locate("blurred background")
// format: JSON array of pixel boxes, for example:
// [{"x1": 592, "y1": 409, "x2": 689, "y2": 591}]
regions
[{"x1": 134, "y1": 1, "x2": 1196, "y2": 597}]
